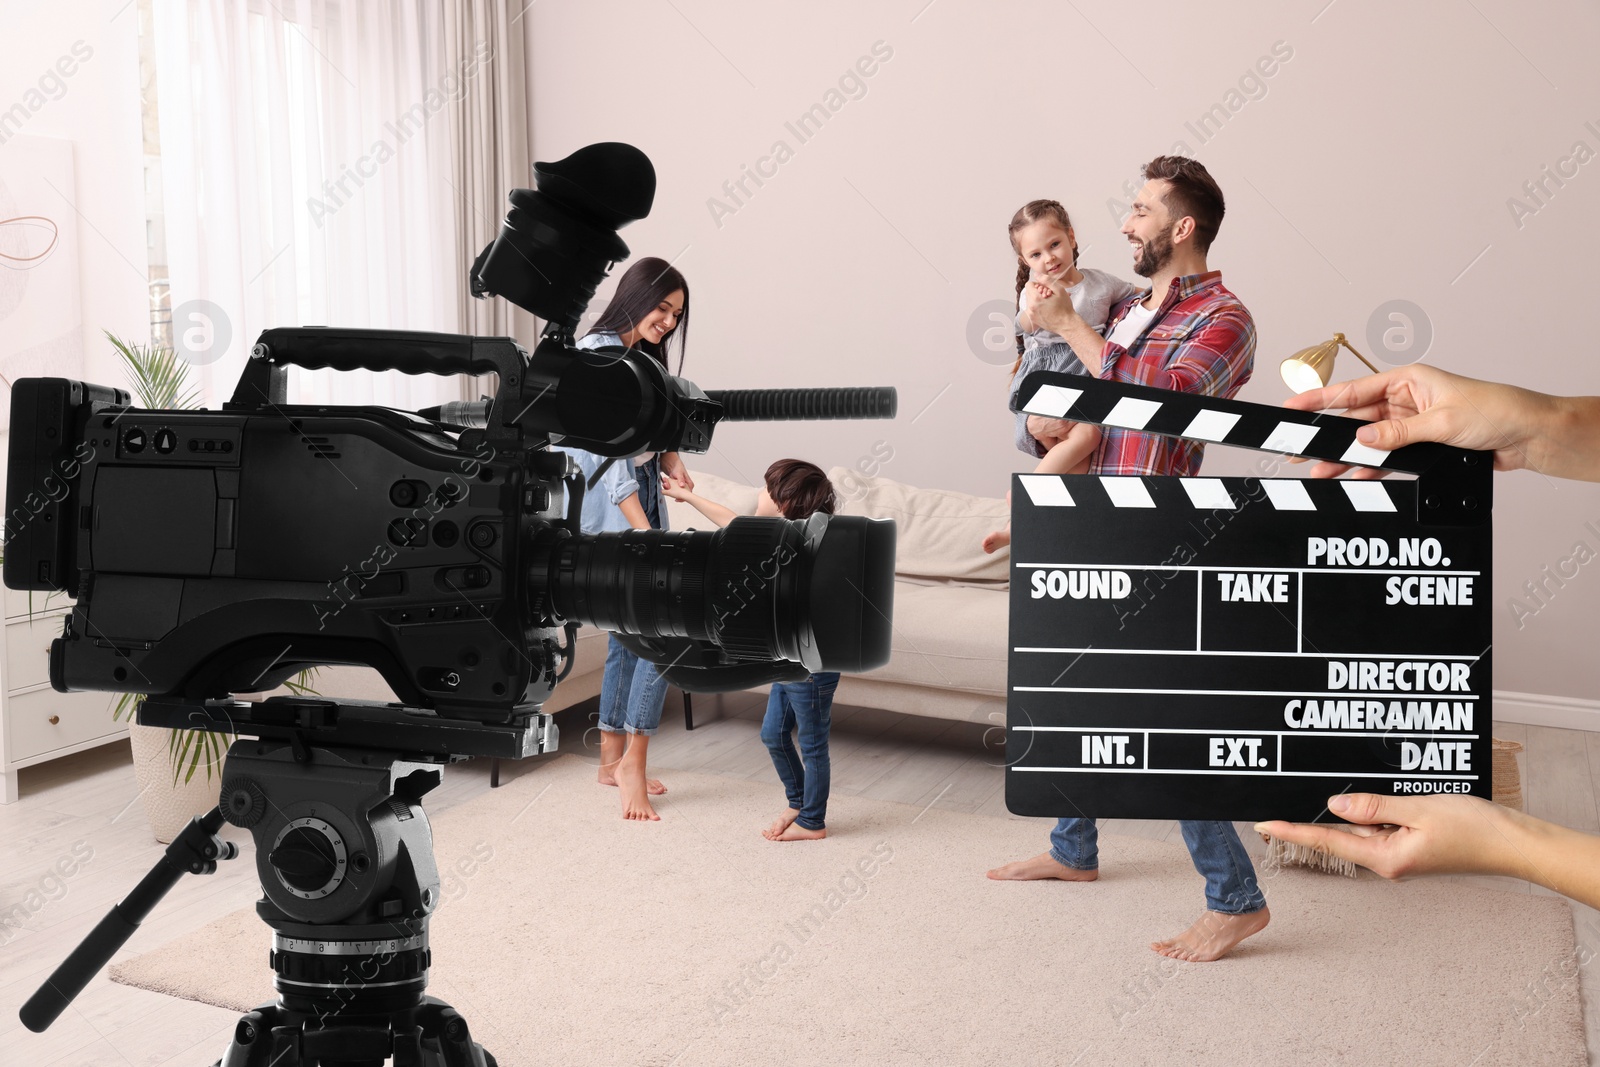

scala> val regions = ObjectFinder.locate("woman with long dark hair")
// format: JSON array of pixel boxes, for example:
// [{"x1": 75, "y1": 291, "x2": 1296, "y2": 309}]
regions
[
  {"x1": 565, "y1": 257, "x2": 691, "y2": 821},
  {"x1": 587, "y1": 256, "x2": 691, "y2": 376}
]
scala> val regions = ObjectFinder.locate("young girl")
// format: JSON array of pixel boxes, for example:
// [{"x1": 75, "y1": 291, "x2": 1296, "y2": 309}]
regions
[
  {"x1": 983, "y1": 200, "x2": 1142, "y2": 553},
  {"x1": 663, "y1": 460, "x2": 841, "y2": 842},
  {"x1": 563, "y1": 256, "x2": 691, "y2": 822}
]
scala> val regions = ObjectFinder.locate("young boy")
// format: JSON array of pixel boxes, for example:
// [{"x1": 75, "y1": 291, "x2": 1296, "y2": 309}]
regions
[{"x1": 663, "y1": 460, "x2": 841, "y2": 842}]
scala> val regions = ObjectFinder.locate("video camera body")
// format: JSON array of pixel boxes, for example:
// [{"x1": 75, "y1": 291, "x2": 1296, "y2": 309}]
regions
[{"x1": 3, "y1": 143, "x2": 896, "y2": 725}]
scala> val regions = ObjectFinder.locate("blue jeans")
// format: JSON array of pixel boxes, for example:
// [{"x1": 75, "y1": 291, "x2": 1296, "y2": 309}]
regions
[
  {"x1": 1049, "y1": 818, "x2": 1266, "y2": 914},
  {"x1": 597, "y1": 636, "x2": 670, "y2": 736},
  {"x1": 760, "y1": 672, "x2": 840, "y2": 831}
]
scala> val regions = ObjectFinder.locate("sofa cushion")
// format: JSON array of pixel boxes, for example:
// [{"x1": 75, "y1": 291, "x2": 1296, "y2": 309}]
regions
[
  {"x1": 853, "y1": 580, "x2": 1007, "y2": 694},
  {"x1": 829, "y1": 468, "x2": 1010, "y2": 586}
]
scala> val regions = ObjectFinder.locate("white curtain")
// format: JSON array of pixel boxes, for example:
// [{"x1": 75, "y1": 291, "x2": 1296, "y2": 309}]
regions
[
  {"x1": 443, "y1": 0, "x2": 535, "y2": 350},
  {"x1": 153, "y1": 0, "x2": 464, "y2": 409}
]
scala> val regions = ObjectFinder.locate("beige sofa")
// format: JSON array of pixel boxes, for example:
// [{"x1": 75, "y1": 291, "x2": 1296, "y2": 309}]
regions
[
  {"x1": 661, "y1": 468, "x2": 1011, "y2": 725},
  {"x1": 319, "y1": 468, "x2": 1011, "y2": 727}
]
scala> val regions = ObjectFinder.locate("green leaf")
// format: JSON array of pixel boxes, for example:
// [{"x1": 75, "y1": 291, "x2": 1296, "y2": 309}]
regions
[
  {"x1": 106, "y1": 330, "x2": 202, "y2": 411},
  {"x1": 113, "y1": 691, "x2": 144, "y2": 722},
  {"x1": 183, "y1": 735, "x2": 202, "y2": 785},
  {"x1": 282, "y1": 667, "x2": 322, "y2": 697}
]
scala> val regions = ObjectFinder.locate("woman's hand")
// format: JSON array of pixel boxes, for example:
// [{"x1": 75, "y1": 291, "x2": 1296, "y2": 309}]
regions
[
  {"x1": 659, "y1": 451, "x2": 693, "y2": 491},
  {"x1": 1254, "y1": 792, "x2": 1529, "y2": 880},
  {"x1": 1282, "y1": 365, "x2": 1590, "y2": 479}
]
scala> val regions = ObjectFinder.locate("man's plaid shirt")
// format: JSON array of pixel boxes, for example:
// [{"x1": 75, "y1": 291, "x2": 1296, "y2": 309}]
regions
[{"x1": 1089, "y1": 271, "x2": 1256, "y2": 477}]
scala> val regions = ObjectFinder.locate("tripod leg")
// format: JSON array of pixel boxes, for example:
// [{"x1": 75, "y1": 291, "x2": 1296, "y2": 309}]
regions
[
  {"x1": 217, "y1": 1004, "x2": 298, "y2": 1067},
  {"x1": 415, "y1": 997, "x2": 494, "y2": 1066}
]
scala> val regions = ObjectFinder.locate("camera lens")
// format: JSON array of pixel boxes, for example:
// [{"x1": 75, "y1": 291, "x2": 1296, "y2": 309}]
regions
[{"x1": 539, "y1": 514, "x2": 894, "y2": 673}]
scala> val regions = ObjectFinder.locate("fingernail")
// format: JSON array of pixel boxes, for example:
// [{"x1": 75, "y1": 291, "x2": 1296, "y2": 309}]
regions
[
  {"x1": 1356, "y1": 426, "x2": 1377, "y2": 444},
  {"x1": 1329, "y1": 794, "x2": 1351, "y2": 813},
  {"x1": 1251, "y1": 822, "x2": 1268, "y2": 833}
]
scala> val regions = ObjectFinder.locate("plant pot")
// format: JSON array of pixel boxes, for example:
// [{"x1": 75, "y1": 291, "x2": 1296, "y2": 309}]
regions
[{"x1": 128, "y1": 720, "x2": 224, "y2": 843}]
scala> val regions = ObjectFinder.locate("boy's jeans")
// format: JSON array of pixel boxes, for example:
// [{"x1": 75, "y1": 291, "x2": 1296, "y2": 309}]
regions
[{"x1": 760, "y1": 672, "x2": 840, "y2": 831}]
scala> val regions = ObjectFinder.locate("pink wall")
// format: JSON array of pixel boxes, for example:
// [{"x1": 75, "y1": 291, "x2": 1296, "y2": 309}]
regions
[{"x1": 526, "y1": 0, "x2": 1600, "y2": 702}]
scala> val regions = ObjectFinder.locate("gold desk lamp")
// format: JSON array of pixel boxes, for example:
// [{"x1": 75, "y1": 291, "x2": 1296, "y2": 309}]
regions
[{"x1": 1280, "y1": 333, "x2": 1380, "y2": 394}]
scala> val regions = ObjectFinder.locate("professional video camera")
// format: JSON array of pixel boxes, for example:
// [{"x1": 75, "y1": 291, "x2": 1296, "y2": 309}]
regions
[{"x1": 9, "y1": 142, "x2": 896, "y2": 1065}]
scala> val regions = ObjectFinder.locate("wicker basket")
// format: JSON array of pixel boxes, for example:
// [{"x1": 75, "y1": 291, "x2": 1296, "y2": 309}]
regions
[{"x1": 1492, "y1": 737, "x2": 1524, "y2": 811}]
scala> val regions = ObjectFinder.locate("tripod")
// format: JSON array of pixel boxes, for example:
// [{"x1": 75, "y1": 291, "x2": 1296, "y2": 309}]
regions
[{"x1": 21, "y1": 695, "x2": 556, "y2": 1066}]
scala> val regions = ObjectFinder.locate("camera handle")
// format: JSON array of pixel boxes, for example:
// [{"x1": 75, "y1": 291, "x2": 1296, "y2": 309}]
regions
[
  {"x1": 20, "y1": 808, "x2": 237, "y2": 1033},
  {"x1": 229, "y1": 328, "x2": 526, "y2": 417}
]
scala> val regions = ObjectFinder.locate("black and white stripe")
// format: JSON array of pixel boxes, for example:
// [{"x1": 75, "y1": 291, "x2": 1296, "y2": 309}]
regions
[
  {"x1": 1015, "y1": 372, "x2": 1473, "y2": 476},
  {"x1": 1016, "y1": 474, "x2": 1403, "y2": 512}
]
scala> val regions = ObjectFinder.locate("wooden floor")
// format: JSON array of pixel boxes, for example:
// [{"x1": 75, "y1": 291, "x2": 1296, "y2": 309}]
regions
[{"x1": 0, "y1": 699, "x2": 1595, "y2": 1064}]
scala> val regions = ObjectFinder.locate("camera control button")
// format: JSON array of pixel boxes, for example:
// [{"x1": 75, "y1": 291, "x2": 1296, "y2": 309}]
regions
[
  {"x1": 153, "y1": 428, "x2": 178, "y2": 454},
  {"x1": 122, "y1": 427, "x2": 146, "y2": 453}
]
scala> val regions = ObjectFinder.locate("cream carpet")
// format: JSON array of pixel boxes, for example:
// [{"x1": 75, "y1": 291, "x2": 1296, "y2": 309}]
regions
[{"x1": 110, "y1": 755, "x2": 1585, "y2": 1066}]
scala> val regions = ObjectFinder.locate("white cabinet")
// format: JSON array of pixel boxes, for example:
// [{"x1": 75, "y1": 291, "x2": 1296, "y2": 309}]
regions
[{"x1": 0, "y1": 586, "x2": 124, "y2": 803}]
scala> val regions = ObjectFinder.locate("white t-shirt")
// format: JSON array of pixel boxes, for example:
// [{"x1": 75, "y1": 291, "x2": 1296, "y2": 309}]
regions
[{"x1": 1106, "y1": 299, "x2": 1159, "y2": 350}]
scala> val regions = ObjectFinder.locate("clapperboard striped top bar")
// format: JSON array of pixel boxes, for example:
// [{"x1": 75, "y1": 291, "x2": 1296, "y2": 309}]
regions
[
  {"x1": 1014, "y1": 472, "x2": 1405, "y2": 513},
  {"x1": 1014, "y1": 370, "x2": 1459, "y2": 476}
]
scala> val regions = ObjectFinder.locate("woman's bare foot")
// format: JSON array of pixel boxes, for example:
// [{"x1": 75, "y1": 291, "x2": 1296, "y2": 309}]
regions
[
  {"x1": 598, "y1": 771, "x2": 667, "y2": 795},
  {"x1": 981, "y1": 526, "x2": 1012, "y2": 554},
  {"x1": 615, "y1": 761, "x2": 660, "y2": 821},
  {"x1": 986, "y1": 851, "x2": 1098, "y2": 881},
  {"x1": 596, "y1": 730, "x2": 625, "y2": 787},
  {"x1": 770, "y1": 823, "x2": 826, "y2": 842},
  {"x1": 1150, "y1": 906, "x2": 1270, "y2": 962},
  {"x1": 762, "y1": 808, "x2": 800, "y2": 839}
]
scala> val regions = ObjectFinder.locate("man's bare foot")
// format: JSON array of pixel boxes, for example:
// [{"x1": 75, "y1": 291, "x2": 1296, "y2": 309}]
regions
[
  {"x1": 981, "y1": 527, "x2": 1012, "y2": 554},
  {"x1": 762, "y1": 808, "x2": 800, "y2": 839},
  {"x1": 986, "y1": 851, "x2": 1098, "y2": 881},
  {"x1": 770, "y1": 822, "x2": 826, "y2": 842},
  {"x1": 615, "y1": 761, "x2": 660, "y2": 821},
  {"x1": 1151, "y1": 906, "x2": 1270, "y2": 962},
  {"x1": 598, "y1": 771, "x2": 667, "y2": 795}
]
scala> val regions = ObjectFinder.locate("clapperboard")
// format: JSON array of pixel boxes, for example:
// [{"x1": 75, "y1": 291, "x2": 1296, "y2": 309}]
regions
[{"x1": 1006, "y1": 372, "x2": 1493, "y2": 822}]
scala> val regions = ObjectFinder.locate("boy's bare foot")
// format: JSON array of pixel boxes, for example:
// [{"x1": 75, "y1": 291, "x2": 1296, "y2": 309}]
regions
[
  {"x1": 981, "y1": 527, "x2": 1012, "y2": 554},
  {"x1": 770, "y1": 823, "x2": 826, "y2": 842},
  {"x1": 762, "y1": 808, "x2": 800, "y2": 839},
  {"x1": 615, "y1": 761, "x2": 660, "y2": 821},
  {"x1": 1150, "y1": 906, "x2": 1270, "y2": 962},
  {"x1": 986, "y1": 851, "x2": 1098, "y2": 881}
]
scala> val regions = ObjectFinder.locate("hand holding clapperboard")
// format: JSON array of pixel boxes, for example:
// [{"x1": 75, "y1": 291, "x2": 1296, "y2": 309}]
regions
[{"x1": 1007, "y1": 370, "x2": 1492, "y2": 823}]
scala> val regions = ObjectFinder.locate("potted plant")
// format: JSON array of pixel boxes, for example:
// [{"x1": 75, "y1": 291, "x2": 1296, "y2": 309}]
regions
[{"x1": 106, "y1": 332, "x2": 318, "y2": 841}]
